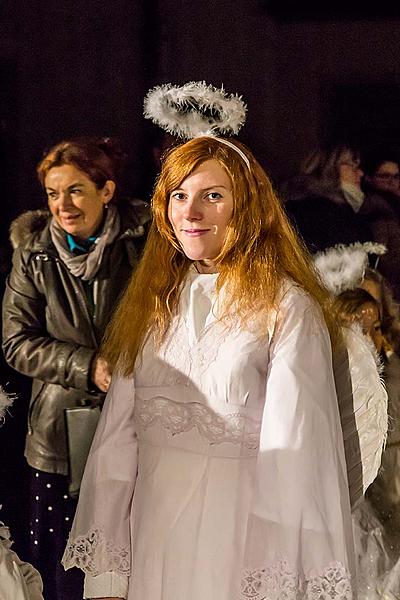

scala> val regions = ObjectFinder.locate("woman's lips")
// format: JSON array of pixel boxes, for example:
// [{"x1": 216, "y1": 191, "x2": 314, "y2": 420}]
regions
[
  {"x1": 61, "y1": 214, "x2": 80, "y2": 222},
  {"x1": 182, "y1": 229, "x2": 210, "y2": 237}
]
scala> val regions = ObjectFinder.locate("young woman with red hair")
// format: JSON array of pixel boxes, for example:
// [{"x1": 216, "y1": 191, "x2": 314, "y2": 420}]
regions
[{"x1": 63, "y1": 136, "x2": 355, "y2": 600}]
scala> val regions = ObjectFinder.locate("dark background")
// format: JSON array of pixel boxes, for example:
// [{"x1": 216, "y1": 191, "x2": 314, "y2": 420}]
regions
[
  {"x1": 1, "y1": 0, "x2": 400, "y2": 555},
  {"x1": 2, "y1": 0, "x2": 400, "y2": 224}
]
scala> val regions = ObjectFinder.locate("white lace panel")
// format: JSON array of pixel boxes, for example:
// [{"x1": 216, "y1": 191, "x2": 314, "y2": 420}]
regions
[
  {"x1": 62, "y1": 527, "x2": 130, "y2": 577},
  {"x1": 241, "y1": 560, "x2": 353, "y2": 600},
  {"x1": 135, "y1": 396, "x2": 262, "y2": 450}
]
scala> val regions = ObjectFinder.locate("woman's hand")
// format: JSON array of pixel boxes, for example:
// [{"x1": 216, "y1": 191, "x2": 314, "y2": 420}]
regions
[{"x1": 90, "y1": 356, "x2": 112, "y2": 392}]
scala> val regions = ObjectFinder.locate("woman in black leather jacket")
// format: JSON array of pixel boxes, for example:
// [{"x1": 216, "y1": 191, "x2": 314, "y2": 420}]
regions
[{"x1": 2, "y1": 137, "x2": 149, "y2": 600}]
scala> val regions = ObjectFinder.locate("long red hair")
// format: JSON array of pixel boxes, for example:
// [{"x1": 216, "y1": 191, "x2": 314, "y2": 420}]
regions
[{"x1": 102, "y1": 136, "x2": 338, "y2": 374}]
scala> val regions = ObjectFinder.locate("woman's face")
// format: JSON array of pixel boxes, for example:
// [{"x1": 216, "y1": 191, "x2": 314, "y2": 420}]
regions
[
  {"x1": 168, "y1": 159, "x2": 234, "y2": 271},
  {"x1": 45, "y1": 164, "x2": 115, "y2": 239},
  {"x1": 368, "y1": 161, "x2": 400, "y2": 195},
  {"x1": 337, "y1": 151, "x2": 363, "y2": 187},
  {"x1": 355, "y1": 301, "x2": 383, "y2": 353}
]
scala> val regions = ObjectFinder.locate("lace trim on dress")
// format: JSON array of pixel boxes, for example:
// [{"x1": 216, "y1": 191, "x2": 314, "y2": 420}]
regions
[
  {"x1": 136, "y1": 397, "x2": 262, "y2": 450},
  {"x1": 62, "y1": 527, "x2": 130, "y2": 577},
  {"x1": 241, "y1": 560, "x2": 352, "y2": 600}
]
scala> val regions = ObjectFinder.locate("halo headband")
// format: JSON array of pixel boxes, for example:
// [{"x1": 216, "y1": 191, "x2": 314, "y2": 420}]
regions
[
  {"x1": 143, "y1": 81, "x2": 250, "y2": 169},
  {"x1": 313, "y1": 242, "x2": 387, "y2": 296},
  {"x1": 203, "y1": 136, "x2": 250, "y2": 170}
]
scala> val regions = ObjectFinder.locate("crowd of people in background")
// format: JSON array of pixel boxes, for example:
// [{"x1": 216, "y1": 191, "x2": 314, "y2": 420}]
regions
[{"x1": 1, "y1": 133, "x2": 400, "y2": 599}]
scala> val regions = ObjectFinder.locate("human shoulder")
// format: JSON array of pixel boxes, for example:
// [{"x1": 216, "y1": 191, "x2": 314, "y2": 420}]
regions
[
  {"x1": 361, "y1": 191, "x2": 398, "y2": 219},
  {"x1": 281, "y1": 174, "x2": 345, "y2": 206},
  {"x1": 118, "y1": 198, "x2": 151, "y2": 238},
  {"x1": 278, "y1": 281, "x2": 319, "y2": 314},
  {"x1": 269, "y1": 281, "x2": 324, "y2": 340},
  {"x1": 9, "y1": 209, "x2": 51, "y2": 252}
]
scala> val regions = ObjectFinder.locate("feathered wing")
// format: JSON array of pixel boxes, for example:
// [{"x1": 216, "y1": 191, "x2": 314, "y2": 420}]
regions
[{"x1": 333, "y1": 323, "x2": 388, "y2": 509}]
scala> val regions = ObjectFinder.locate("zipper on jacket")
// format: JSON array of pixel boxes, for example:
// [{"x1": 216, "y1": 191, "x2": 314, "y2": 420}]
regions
[{"x1": 33, "y1": 252, "x2": 98, "y2": 347}]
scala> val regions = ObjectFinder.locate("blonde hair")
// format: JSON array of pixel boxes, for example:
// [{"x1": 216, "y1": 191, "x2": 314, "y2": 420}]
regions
[
  {"x1": 301, "y1": 144, "x2": 360, "y2": 185},
  {"x1": 102, "y1": 136, "x2": 339, "y2": 375}
]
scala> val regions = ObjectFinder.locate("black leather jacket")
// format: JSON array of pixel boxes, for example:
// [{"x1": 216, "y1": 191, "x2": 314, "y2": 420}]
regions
[{"x1": 2, "y1": 200, "x2": 149, "y2": 474}]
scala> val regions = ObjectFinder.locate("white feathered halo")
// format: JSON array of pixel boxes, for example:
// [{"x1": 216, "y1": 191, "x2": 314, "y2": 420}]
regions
[
  {"x1": 143, "y1": 81, "x2": 247, "y2": 139},
  {"x1": 313, "y1": 242, "x2": 387, "y2": 296}
]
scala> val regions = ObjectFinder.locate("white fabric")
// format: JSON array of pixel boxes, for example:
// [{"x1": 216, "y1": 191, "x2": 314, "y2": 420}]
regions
[
  {"x1": 84, "y1": 570, "x2": 128, "y2": 599},
  {"x1": 352, "y1": 498, "x2": 400, "y2": 599},
  {"x1": 63, "y1": 272, "x2": 355, "y2": 599},
  {"x1": 0, "y1": 523, "x2": 44, "y2": 600}
]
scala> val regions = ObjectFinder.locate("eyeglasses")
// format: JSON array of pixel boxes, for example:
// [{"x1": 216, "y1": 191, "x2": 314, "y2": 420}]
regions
[{"x1": 374, "y1": 173, "x2": 400, "y2": 181}]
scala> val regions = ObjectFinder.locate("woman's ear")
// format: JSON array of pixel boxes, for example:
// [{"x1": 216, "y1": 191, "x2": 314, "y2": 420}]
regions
[{"x1": 102, "y1": 180, "x2": 116, "y2": 204}]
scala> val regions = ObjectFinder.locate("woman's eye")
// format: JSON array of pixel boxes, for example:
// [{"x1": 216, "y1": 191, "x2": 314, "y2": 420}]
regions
[
  {"x1": 70, "y1": 188, "x2": 82, "y2": 195},
  {"x1": 206, "y1": 192, "x2": 222, "y2": 202},
  {"x1": 171, "y1": 192, "x2": 185, "y2": 201},
  {"x1": 47, "y1": 192, "x2": 57, "y2": 200}
]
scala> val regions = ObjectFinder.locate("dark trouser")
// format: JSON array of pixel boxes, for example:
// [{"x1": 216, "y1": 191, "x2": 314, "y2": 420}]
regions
[{"x1": 28, "y1": 467, "x2": 84, "y2": 600}]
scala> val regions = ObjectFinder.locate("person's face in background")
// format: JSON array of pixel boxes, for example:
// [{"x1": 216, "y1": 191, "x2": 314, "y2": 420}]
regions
[
  {"x1": 45, "y1": 164, "x2": 115, "y2": 239},
  {"x1": 366, "y1": 160, "x2": 400, "y2": 195},
  {"x1": 355, "y1": 301, "x2": 383, "y2": 353},
  {"x1": 168, "y1": 159, "x2": 234, "y2": 272},
  {"x1": 337, "y1": 151, "x2": 364, "y2": 187}
]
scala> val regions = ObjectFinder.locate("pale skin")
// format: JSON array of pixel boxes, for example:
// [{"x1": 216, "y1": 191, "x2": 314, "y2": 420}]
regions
[
  {"x1": 45, "y1": 164, "x2": 115, "y2": 392},
  {"x1": 89, "y1": 160, "x2": 234, "y2": 599},
  {"x1": 168, "y1": 158, "x2": 234, "y2": 273}
]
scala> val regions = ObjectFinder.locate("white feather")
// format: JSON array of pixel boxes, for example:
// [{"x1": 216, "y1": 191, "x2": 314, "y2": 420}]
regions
[
  {"x1": 0, "y1": 387, "x2": 13, "y2": 424},
  {"x1": 336, "y1": 323, "x2": 388, "y2": 507},
  {"x1": 143, "y1": 81, "x2": 247, "y2": 139},
  {"x1": 313, "y1": 242, "x2": 387, "y2": 296}
]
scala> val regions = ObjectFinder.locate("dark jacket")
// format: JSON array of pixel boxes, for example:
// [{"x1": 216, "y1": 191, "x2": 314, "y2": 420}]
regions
[
  {"x1": 280, "y1": 175, "x2": 372, "y2": 253},
  {"x1": 359, "y1": 188, "x2": 400, "y2": 301},
  {"x1": 2, "y1": 200, "x2": 150, "y2": 475}
]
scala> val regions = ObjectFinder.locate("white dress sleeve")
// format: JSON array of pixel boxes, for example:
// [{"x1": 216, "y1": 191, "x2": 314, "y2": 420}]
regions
[
  {"x1": 240, "y1": 290, "x2": 355, "y2": 599},
  {"x1": 62, "y1": 375, "x2": 137, "y2": 599}
]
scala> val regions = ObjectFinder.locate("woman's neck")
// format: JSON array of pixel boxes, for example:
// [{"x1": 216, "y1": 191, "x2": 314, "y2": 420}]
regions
[{"x1": 193, "y1": 260, "x2": 219, "y2": 274}]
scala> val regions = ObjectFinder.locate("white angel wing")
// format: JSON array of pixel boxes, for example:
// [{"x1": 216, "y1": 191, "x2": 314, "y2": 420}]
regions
[{"x1": 333, "y1": 324, "x2": 388, "y2": 509}]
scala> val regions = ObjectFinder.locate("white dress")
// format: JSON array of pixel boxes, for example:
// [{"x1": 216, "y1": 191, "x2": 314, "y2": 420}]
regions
[{"x1": 62, "y1": 272, "x2": 355, "y2": 599}]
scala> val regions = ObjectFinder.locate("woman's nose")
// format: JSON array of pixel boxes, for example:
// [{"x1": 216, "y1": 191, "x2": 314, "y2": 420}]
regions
[
  {"x1": 58, "y1": 191, "x2": 72, "y2": 209},
  {"x1": 183, "y1": 197, "x2": 202, "y2": 220}
]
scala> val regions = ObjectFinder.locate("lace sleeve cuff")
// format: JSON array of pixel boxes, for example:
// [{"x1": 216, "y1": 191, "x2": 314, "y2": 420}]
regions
[
  {"x1": 84, "y1": 571, "x2": 128, "y2": 599},
  {"x1": 241, "y1": 561, "x2": 353, "y2": 599}
]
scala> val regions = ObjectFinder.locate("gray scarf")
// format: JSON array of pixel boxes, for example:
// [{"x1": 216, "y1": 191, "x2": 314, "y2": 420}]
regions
[
  {"x1": 341, "y1": 182, "x2": 365, "y2": 213},
  {"x1": 49, "y1": 205, "x2": 121, "y2": 280}
]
